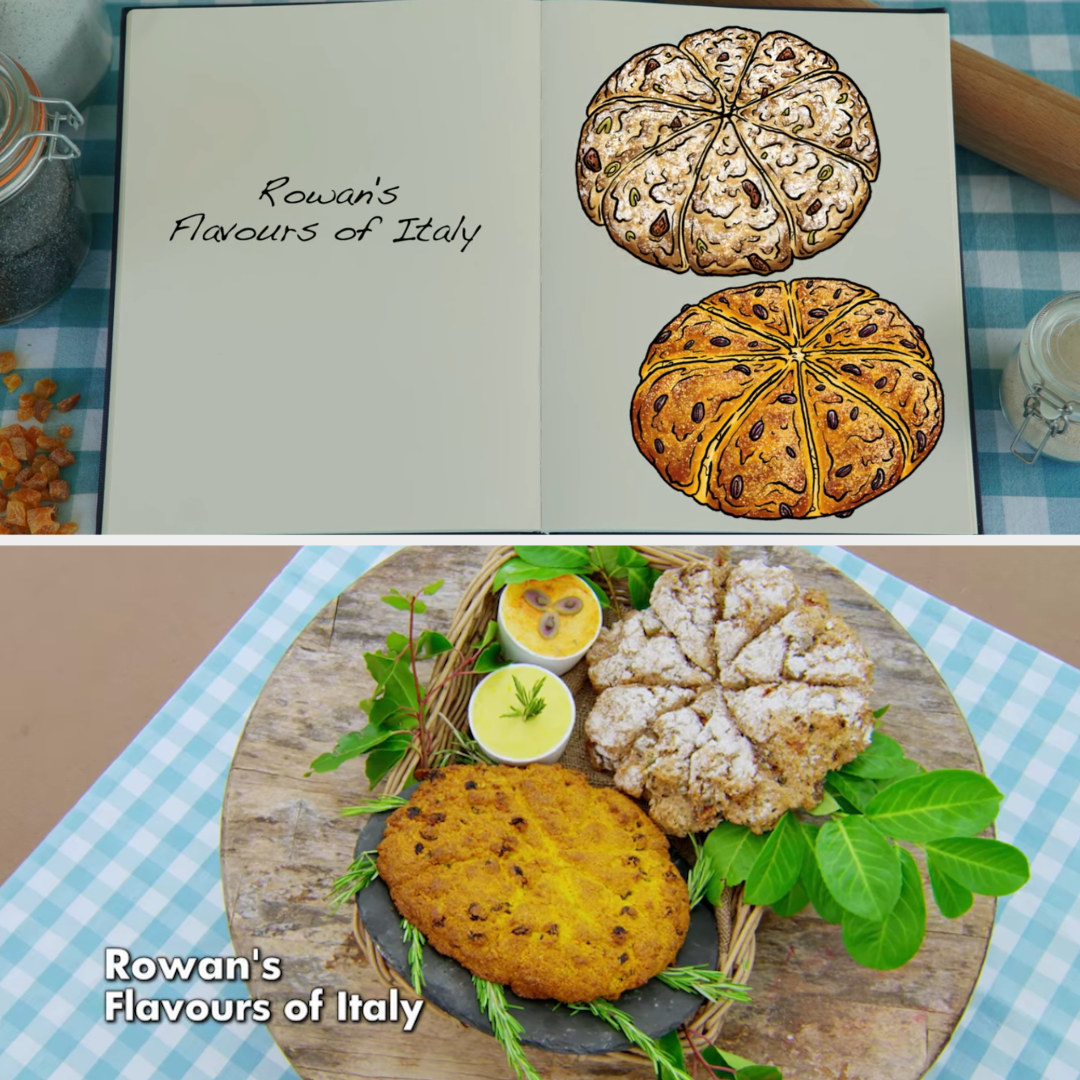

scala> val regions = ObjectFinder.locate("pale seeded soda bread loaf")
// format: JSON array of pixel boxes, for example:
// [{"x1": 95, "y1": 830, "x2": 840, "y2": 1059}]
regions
[{"x1": 585, "y1": 560, "x2": 874, "y2": 835}]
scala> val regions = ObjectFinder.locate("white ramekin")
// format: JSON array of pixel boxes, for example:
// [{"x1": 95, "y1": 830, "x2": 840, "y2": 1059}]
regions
[{"x1": 467, "y1": 663, "x2": 576, "y2": 766}]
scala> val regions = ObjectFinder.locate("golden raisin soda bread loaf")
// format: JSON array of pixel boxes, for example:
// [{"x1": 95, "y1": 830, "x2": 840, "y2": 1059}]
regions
[
  {"x1": 631, "y1": 279, "x2": 943, "y2": 519},
  {"x1": 376, "y1": 764, "x2": 690, "y2": 1001},
  {"x1": 576, "y1": 29, "x2": 879, "y2": 276},
  {"x1": 585, "y1": 561, "x2": 875, "y2": 835}
]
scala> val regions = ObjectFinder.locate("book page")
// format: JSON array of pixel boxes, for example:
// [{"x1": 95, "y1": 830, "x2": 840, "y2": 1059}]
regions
[
  {"x1": 541, "y1": 2, "x2": 977, "y2": 533},
  {"x1": 103, "y1": 0, "x2": 540, "y2": 533}
]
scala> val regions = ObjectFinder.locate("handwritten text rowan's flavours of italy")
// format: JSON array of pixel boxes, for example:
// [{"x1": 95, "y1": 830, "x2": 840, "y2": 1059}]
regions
[{"x1": 167, "y1": 176, "x2": 482, "y2": 252}]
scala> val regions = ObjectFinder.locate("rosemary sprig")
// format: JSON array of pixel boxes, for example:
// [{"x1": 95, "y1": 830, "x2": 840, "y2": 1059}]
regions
[
  {"x1": 501, "y1": 675, "x2": 548, "y2": 722},
  {"x1": 401, "y1": 918, "x2": 426, "y2": 995},
  {"x1": 432, "y1": 714, "x2": 495, "y2": 767},
  {"x1": 340, "y1": 795, "x2": 409, "y2": 816},
  {"x1": 473, "y1": 978, "x2": 543, "y2": 1080},
  {"x1": 654, "y1": 965, "x2": 752, "y2": 1004},
  {"x1": 687, "y1": 834, "x2": 714, "y2": 909},
  {"x1": 327, "y1": 850, "x2": 379, "y2": 909},
  {"x1": 572, "y1": 1000, "x2": 695, "y2": 1080}
]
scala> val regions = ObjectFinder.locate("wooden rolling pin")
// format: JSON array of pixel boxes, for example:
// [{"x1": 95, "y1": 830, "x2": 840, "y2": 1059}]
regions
[{"x1": 663, "y1": 0, "x2": 1080, "y2": 202}]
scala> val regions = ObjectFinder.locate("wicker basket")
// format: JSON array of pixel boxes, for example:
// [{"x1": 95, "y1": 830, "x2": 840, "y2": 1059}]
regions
[{"x1": 352, "y1": 545, "x2": 764, "y2": 1063}]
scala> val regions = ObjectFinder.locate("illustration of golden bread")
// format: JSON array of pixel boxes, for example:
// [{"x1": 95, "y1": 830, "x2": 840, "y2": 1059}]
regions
[
  {"x1": 576, "y1": 28, "x2": 879, "y2": 275},
  {"x1": 377, "y1": 763, "x2": 690, "y2": 1002},
  {"x1": 631, "y1": 279, "x2": 943, "y2": 519},
  {"x1": 585, "y1": 560, "x2": 875, "y2": 835}
]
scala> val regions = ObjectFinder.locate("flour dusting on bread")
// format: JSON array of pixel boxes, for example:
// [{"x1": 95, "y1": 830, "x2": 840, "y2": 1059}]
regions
[{"x1": 585, "y1": 559, "x2": 874, "y2": 834}]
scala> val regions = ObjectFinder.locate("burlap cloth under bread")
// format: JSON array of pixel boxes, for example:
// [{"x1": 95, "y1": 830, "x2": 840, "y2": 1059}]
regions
[{"x1": 352, "y1": 546, "x2": 760, "y2": 1060}]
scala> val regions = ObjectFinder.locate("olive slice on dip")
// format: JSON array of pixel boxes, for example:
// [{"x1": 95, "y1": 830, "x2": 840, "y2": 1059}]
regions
[{"x1": 523, "y1": 588, "x2": 550, "y2": 611}]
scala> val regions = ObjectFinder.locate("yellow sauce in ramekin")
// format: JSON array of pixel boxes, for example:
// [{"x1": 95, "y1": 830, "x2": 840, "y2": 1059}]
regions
[{"x1": 469, "y1": 665, "x2": 574, "y2": 763}]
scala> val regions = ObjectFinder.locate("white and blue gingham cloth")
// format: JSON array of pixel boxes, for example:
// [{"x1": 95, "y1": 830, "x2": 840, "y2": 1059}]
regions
[
  {"x1": 1, "y1": 0, "x2": 1079, "y2": 533},
  {"x1": 0, "y1": 545, "x2": 1078, "y2": 1080}
]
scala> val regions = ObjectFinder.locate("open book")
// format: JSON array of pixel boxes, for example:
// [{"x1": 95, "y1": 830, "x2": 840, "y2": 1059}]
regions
[{"x1": 102, "y1": 0, "x2": 977, "y2": 533}]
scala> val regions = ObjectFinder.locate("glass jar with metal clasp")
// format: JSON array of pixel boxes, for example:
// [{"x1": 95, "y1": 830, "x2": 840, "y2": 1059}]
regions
[
  {"x1": 0, "y1": 51, "x2": 90, "y2": 325},
  {"x1": 1000, "y1": 293, "x2": 1080, "y2": 464}
]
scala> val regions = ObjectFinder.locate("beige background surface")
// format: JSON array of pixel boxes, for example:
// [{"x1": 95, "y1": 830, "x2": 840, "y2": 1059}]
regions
[
  {"x1": 105, "y1": 0, "x2": 541, "y2": 532},
  {"x1": 1, "y1": 543, "x2": 1076, "y2": 883}
]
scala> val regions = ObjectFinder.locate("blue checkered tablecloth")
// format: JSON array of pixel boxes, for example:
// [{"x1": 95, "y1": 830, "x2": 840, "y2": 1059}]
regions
[
  {"x1": 1, "y1": 545, "x2": 1078, "y2": 1080},
  {"x1": 2, "y1": 0, "x2": 1080, "y2": 533}
]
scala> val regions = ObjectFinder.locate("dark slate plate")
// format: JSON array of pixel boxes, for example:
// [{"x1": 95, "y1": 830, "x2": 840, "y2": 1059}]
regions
[{"x1": 354, "y1": 801, "x2": 718, "y2": 1054}]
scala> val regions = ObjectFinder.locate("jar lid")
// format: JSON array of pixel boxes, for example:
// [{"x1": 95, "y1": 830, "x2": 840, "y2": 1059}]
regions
[
  {"x1": 0, "y1": 52, "x2": 48, "y2": 202},
  {"x1": 1020, "y1": 292, "x2": 1080, "y2": 406}
]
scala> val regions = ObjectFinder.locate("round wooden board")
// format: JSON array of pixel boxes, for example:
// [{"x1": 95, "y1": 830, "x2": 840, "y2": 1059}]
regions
[{"x1": 221, "y1": 546, "x2": 993, "y2": 1080}]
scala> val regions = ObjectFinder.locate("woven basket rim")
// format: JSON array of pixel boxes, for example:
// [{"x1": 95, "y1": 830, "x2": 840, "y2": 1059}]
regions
[{"x1": 351, "y1": 545, "x2": 763, "y2": 1059}]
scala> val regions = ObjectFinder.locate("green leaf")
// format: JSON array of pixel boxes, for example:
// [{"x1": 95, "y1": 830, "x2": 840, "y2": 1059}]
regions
[
  {"x1": 306, "y1": 752, "x2": 345, "y2": 774},
  {"x1": 799, "y1": 825, "x2": 845, "y2": 924},
  {"x1": 616, "y1": 545, "x2": 651, "y2": 568},
  {"x1": 703, "y1": 823, "x2": 768, "y2": 900},
  {"x1": 369, "y1": 695, "x2": 415, "y2": 730},
  {"x1": 365, "y1": 651, "x2": 419, "y2": 710},
  {"x1": 655, "y1": 1030, "x2": 686, "y2": 1078},
  {"x1": 770, "y1": 878, "x2": 810, "y2": 917},
  {"x1": 478, "y1": 620, "x2": 499, "y2": 649},
  {"x1": 381, "y1": 593, "x2": 412, "y2": 611},
  {"x1": 385, "y1": 631, "x2": 409, "y2": 655},
  {"x1": 492, "y1": 558, "x2": 582, "y2": 592},
  {"x1": 872, "y1": 705, "x2": 891, "y2": 719},
  {"x1": 864, "y1": 770, "x2": 1003, "y2": 842},
  {"x1": 922, "y1": 837, "x2": 1029, "y2": 896},
  {"x1": 417, "y1": 630, "x2": 453, "y2": 658},
  {"x1": 841, "y1": 732, "x2": 910, "y2": 779},
  {"x1": 808, "y1": 792, "x2": 841, "y2": 816},
  {"x1": 816, "y1": 816, "x2": 901, "y2": 921},
  {"x1": 702, "y1": 1046, "x2": 782, "y2": 1080},
  {"x1": 841, "y1": 847, "x2": 926, "y2": 970},
  {"x1": 592, "y1": 546, "x2": 624, "y2": 574},
  {"x1": 926, "y1": 849, "x2": 975, "y2": 918},
  {"x1": 421, "y1": 580, "x2": 444, "y2": 595},
  {"x1": 581, "y1": 574, "x2": 611, "y2": 609},
  {"x1": 364, "y1": 733, "x2": 414, "y2": 786},
  {"x1": 744, "y1": 813, "x2": 804, "y2": 906},
  {"x1": 514, "y1": 545, "x2": 591, "y2": 568},
  {"x1": 473, "y1": 641, "x2": 505, "y2": 673},
  {"x1": 825, "y1": 771, "x2": 879, "y2": 813},
  {"x1": 307, "y1": 724, "x2": 402, "y2": 772},
  {"x1": 873, "y1": 759, "x2": 925, "y2": 786},
  {"x1": 331, "y1": 729, "x2": 374, "y2": 755},
  {"x1": 626, "y1": 565, "x2": 659, "y2": 610},
  {"x1": 869, "y1": 731, "x2": 904, "y2": 757},
  {"x1": 868, "y1": 730, "x2": 902, "y2": 756}
]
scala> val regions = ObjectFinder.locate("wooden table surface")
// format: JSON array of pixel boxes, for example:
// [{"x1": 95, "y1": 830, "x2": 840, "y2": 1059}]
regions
[{"x1": 221, "y1": 545, "x2": 993, "y2": 1080}]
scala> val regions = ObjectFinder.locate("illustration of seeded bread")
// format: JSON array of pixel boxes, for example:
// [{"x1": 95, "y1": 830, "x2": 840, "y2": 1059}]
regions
[
  {"x1": 576, "y1": 28, "x2": 879, "y2": 276},
  {"x1": 630, "y1": 279, "x2": 943, "y2": 519}
]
